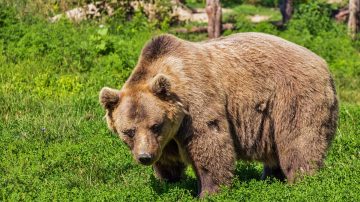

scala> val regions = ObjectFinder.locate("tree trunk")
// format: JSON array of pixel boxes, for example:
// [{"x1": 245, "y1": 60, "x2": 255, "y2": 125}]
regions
[
  {"x1": 60, "y1": 0, "x2": 68, "y2": 12},
  {"x1": 348, "y1": 0, "x2": 360, "y2": 39},
  {"x1": 280, "y1": 0, "x2": 293, "y2": 24},
  {"x1": 206, "y1": 0, "x2": 222, "y2": 38}
]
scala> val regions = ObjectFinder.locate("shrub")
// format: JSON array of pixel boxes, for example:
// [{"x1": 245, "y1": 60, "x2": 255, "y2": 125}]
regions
[{"x1": 288, "y1": 1, "x2": 334, "y2": 35}]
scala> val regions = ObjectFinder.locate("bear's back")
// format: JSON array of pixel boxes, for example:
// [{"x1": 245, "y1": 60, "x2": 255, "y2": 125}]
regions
[
  {"x1": 187, "y1": 32, "x2": 332, "y2": 98},
  {"x1": 199, "y1": 32, "x2": 328, "y2": 75}
]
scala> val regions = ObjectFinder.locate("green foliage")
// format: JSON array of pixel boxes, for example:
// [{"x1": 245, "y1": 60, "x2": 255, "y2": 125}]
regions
[
  {"x1": 288, "y1": 1, "x2": 334, "y2": 35},
  {"x1": 242, "y1": 0, "x2": 276, "y2": 7},
  {"x1": 0, "y1": 4, "x2": 25, "y2": 46},
  {"x1": 185, "y1": 0, "x2": 206, "y2": 9},
  {"x1": 0, "y1": 1, "x2": 359, "y2": 201},
  {"x1": 223, "y1": 4, "x2": 282, "y2": 26}
]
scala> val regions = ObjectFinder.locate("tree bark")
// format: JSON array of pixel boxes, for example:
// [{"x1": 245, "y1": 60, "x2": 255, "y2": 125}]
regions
[
  {"x1": 206, "y1": 0, "x2": 222, "y2": 38},
  {"x1": 348, "y1": 0, "x2": 360, "y2": 39},
  {"x1": 60, "y1": 0, "x2": 68, "y2": 12},
  {"x1": 279, "y1": 0, "x2": 294, "y2": 24}
]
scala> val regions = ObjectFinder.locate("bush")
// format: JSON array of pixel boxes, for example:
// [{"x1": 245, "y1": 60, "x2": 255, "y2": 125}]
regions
[
  {"x1": 0, "y1": 3, "x2": 156, "y2": 100},
  {"x1": 288, "y1": 1, "x2": 334, "y2": 35}
]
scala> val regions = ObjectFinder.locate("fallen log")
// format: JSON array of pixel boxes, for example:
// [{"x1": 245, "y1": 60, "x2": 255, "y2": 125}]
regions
[
  {"x1": 333, "y1": 6, "x2": 349, "y2": 22},
  {"x1": 50, "y1": 1, "x2": 113, "y2": 22},
  {"x1": 50, "y1": 0, "x2": 232, "y2": 24}
]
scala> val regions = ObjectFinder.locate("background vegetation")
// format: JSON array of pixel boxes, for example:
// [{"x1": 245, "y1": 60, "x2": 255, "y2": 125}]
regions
[{"x1": 0, "y1": 0, "x2": 359, "y2": 201}]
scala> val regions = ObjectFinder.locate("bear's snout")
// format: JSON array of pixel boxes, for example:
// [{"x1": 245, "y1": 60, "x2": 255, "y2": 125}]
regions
[{"x1": 137, "y1": 153, "x2": 153, "y2": 165}]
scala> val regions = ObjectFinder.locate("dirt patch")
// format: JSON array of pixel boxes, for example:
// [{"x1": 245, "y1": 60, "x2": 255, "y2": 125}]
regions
[{"x1": 247, "y1": 15, "x2": 271, "y2": 23}]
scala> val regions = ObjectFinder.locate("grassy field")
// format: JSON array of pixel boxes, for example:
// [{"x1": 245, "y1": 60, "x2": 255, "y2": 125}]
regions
[{"x1": 1, "y1": 1, "x2": 360, "y2": 201}]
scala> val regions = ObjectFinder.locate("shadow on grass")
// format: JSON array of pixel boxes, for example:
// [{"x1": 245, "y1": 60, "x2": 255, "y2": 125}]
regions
[
  {"x1": 150, "y1": 174, "x2": 198, "y2": 197},
  {"x1": 234, "y1": 163, "x2": 262, "y2": 182},
  {"x1": 149, "y1": 163, "x2": 279, "y2": 197},
  {"x1": 235, "y1": 163, "x2": 287, "y2": 184}
]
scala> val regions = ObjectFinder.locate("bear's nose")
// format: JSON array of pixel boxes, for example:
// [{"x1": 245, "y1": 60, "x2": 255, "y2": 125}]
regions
[{"x1": 138, "y1": 153, "x2": 152, "y2": 165}]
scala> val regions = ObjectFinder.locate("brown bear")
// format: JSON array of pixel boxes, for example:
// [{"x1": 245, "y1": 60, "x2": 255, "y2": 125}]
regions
[{"x1": 99, "y1": 33, "x2": 338, "y2": 197}]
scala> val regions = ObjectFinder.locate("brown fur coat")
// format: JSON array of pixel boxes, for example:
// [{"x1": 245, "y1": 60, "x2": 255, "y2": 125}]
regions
[{"x1": 100, "y1": 33, "x2": 338, "y2": 197}]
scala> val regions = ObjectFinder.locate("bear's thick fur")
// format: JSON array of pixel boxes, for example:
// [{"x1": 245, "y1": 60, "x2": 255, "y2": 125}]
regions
[{"x1": 100, "y1": 33, "x2": 338, "y2": 197}]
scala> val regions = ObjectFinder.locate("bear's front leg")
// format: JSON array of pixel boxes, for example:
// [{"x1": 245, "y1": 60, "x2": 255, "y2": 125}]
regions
[
  {"x1": 153, "y1": 161, "x2": 185, "y2": 182},
  {"x1": 153, "y1": 139, "x2": 185, "y2": 182},
  {"x1": 186, "y1": 128, "x2": 236, "y2": 197}
]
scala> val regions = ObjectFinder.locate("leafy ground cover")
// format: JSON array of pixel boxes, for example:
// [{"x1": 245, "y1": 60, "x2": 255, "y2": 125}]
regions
[{"x1": 1, "y1": 1, "x2": 359, "y2": 201}]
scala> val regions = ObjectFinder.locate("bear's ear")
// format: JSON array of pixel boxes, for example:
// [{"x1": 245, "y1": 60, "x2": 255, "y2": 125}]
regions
[
  {"x1": 99, "y1": 87, "x2": 121, "y2": 111},
  {"x1": 151, "y1": 74, "x2": 171, "y2": 97}
]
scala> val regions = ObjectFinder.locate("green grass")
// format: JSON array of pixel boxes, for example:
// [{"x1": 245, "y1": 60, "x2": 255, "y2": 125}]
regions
[
  {"x1": 226, "y1": 4, "x2": 281, "y2": 21},
  {"x1": 1, "y1": 2, "x2": 360, "y2": 201},
  {"x1": 186, "y1": 0, "x2": 205, "y2": 9}
]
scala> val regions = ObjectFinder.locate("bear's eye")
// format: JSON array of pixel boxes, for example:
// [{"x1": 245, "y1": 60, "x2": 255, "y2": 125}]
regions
[
  {"x1": 150, "y1": 123, "x2": 163, "y2": 134},
  {"x1": 122, "y1": 128, "x2": 135, "y2": 138}
]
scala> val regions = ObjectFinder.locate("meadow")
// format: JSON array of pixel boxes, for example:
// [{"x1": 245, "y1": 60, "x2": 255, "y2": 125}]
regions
[{"x1": 0, "y1": 1, "x2": 359, "y2": 201}]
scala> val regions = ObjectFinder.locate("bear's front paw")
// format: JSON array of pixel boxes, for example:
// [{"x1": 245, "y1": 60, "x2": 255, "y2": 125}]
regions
[
  {"x1": 153, "y1": 162, "x2": 185, "y2": 183},
  {"x1": 199, "y1": 185, "x2": 219, "y2": 198}
]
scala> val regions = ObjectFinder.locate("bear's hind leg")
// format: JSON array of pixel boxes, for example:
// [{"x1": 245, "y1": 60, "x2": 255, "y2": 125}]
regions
[
  {"x1": 278, "y1": 147, "x2": 322, "y2": 183},
  {"x1": 276, "y1": 86, "x2": 337, "y2": 183}
]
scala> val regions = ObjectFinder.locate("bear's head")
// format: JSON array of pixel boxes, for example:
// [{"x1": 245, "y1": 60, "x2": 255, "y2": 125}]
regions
[{"x1": 99, "y1": 74, "x2": 187, "y2": 166}]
